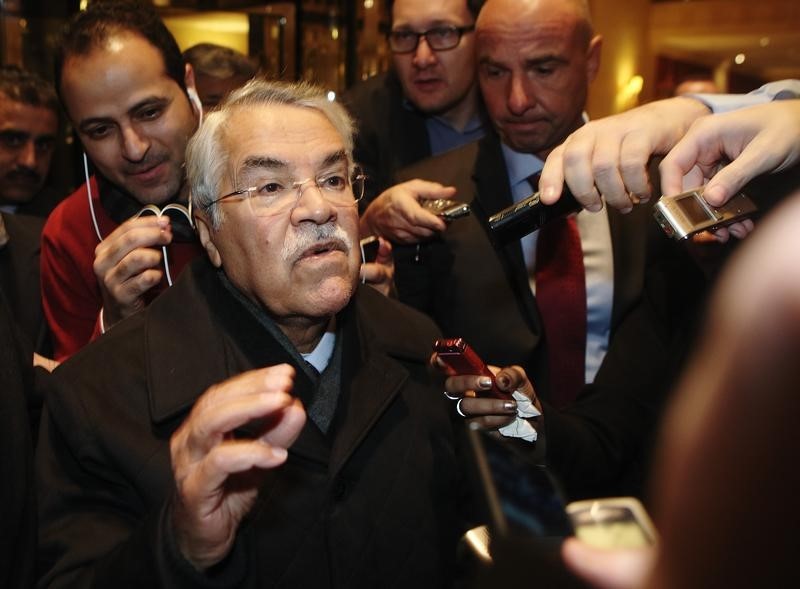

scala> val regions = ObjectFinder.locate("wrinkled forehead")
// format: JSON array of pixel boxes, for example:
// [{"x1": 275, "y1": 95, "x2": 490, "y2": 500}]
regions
[
  {"x1": 60, "y1": 33, "x2": 178, "y2": 115},
  {"x1": 0, "y1": 98, "x2": 58, "y2": 132},
  {"x1": 220, "y1": 104, "x2": 349, "y2": 182}
]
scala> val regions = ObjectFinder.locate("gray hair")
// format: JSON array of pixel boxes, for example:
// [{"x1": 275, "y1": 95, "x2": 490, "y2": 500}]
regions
[{"x1": 187, "y1": 79, "x2": 356, "y2": 228}]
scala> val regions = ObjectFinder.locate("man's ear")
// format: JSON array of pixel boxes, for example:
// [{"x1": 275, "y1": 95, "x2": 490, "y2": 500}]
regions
[
  {"x1": 194, "y1": 208, "x2": 223, "y2": 268},
  {"x1": 586, "y1": 35, "x2": 602, "y2": 84},
  {"x1": 184, "y1": 63, "x2": 203, "y2": 124}
]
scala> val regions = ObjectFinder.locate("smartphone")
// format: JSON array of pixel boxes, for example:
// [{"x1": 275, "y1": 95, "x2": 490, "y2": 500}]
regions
[
  {"x1": 359, "y1": 235, "x2": 380, "y2": 263},
  {"x1": 467, "y1": 426, "x2": 574, "y2": 547},
  {"x1": 421, "y1": 198, "x2": 471, "y2": 221},
  {"x1": 565, "y1": 497, "x2": 658, "y2": 549},
  {"x1": 653, "y1": 187, "x2": 758, "y2": 240},
  {"x1": 488, "y1": 188, "x2": 581, "y2": 243},
  {"x1": 432, "y1": 338, "x2": 510, "y2": 400},
  {"x1": 464, "y1": 426, "x2": 656, "y2": 564}
]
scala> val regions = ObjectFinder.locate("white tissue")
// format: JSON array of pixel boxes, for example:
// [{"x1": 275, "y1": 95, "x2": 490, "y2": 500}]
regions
[{"x1": 498, "y1": 390, "x2": 541, "y2": 442}]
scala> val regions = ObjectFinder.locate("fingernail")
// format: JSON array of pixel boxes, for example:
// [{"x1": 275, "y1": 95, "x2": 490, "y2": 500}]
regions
[
  {"x1": 503, "y1": 401, "x2": 517, "y2": 412},
  {"x1": 477, "y1": 376, "x2": 493, "y2": 389}
]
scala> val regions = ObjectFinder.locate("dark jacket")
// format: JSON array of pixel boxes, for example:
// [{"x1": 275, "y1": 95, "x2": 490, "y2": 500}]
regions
[
  {"x1": 0, "y1": 211, "x2": 50, "y2": 355},
  {"x1": 0, "y1": 290, "x2": 37, "y2": 589},
  {"x1": 37, "y1": 258, "x2": 463, "y2": 588},
  {"x1": 343, "y1": 71, "x2": 432, "y2": 202}
]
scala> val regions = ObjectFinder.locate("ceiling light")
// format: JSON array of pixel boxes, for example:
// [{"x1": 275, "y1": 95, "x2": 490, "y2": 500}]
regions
[{"x1": 734, "y1": 53, "x2": 746, "y2": 65}]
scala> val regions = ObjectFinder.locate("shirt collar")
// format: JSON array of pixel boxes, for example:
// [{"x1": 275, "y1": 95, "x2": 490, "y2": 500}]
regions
[
  {"x1": 302, "y1": 330, "x2": 337, "y2": 373},
  {"x1": 501, "y1": 142, "x2": 544, "y2": 189}
]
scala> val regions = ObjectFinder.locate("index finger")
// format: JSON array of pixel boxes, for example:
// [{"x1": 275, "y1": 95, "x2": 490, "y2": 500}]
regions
[{"x1": 540, "y1": 144, "x2": 567, "y2": 205}]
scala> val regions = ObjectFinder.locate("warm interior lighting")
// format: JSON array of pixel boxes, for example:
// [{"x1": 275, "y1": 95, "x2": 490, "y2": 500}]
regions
[
  {"x1": 734, "y1": 53, "x2": 746, "y2": 65},
  {"x1": 760, "y1": 37, "x2": 770, "y2": 47},
  {"x1": 615, "y1": 74, "x2": 644, "y2": 113},
  {"x1": 626, "y1": 75, "x2": 644, "y2": 96},
  {"x1": 162, "y1": 13, "x2": 249, "y2": 54},
  {"x1": 331, "y1": 26, "x2": 340, "y2": 41},
  {"x1": 364, "y1": 0, "x2": 375, "y2": 8}
]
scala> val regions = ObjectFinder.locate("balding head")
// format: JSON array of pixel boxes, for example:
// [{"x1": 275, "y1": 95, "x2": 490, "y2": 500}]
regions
[
  {"x1": 477, "y1": 0, "x2": 593, "y2": 46},
  {"x1": 474, "y1": 0, "x2": 601, "y2": 157}
]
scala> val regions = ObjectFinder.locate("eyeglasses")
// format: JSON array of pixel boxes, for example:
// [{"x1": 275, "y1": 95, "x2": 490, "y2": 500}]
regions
[
  {"x1": 207, "y1": 166, "x2": 366, "y2": 218},
  {"x1": 387, "y1": 25, "x2": 475, "y2": 54}
]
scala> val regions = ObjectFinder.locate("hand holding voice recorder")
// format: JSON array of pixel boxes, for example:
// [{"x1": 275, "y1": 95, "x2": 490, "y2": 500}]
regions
[
  {"x1": 653, "y1": 187, "x2": 758, "y2": 240},
  {"x1": 488, "y1": 187, "x2": 581, "y2": 243},
  {"x1": 422, "y1": 198, "x2": 471, "y2": 221}
]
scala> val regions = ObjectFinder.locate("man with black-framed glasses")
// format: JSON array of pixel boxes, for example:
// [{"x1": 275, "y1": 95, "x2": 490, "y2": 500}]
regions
[
  {"x1": 37, "y1": 79, "x2": 467, "y2": 587},
  {"x1": 345, "y1": 0, "x2": 486, "y2": 214}
]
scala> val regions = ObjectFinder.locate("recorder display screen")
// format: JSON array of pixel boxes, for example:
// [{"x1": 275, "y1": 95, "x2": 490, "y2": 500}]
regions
[{"x1": 678, "y1": 193, "x2": 713, "y2": 225}]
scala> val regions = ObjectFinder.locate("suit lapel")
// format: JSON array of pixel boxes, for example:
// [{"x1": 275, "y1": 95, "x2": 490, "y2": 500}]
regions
[
  {"x1": 145, "y1": 259, "x2": 328, "y2": 463},
  {"x1": 327, "y1": 288, "x2": 425, "y2": 476},
  {"x1": 472, "y1": 134, "x2": 544, "y2": 338}
]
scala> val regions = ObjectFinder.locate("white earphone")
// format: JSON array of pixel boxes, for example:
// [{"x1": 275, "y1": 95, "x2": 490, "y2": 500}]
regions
[{"x1": 187, "y1": 86, "x2": 203, "y2": 125}]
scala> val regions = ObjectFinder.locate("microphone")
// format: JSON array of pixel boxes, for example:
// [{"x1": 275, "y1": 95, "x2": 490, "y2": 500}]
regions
[{"x1": 488, "y1": 187, "x2": 581, "y2": 243}]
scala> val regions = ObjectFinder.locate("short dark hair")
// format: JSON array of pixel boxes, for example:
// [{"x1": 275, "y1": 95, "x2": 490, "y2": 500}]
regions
[
  {"x1": 54, "y1": 0, "x2": 186, "y2": 101},
  {"x1": 0, "y1": 65, "x2": 59, "y2": 112},
  {"x1": 183, "y1": 43, "x2": 257, "y2": 80},
  {"x1": 386, "y1": 0, "x2": 485, "y2": 23}
]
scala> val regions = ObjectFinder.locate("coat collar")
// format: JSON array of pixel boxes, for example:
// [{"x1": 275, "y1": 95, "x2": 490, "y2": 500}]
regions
[{"x1": 144, "y1": 260, "x2": 430, "y2": 471}]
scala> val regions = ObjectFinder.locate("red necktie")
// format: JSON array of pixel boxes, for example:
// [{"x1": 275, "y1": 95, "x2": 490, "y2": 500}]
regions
[{"x1": 532, "y1": 178, "x2": 586, "y2": 408}]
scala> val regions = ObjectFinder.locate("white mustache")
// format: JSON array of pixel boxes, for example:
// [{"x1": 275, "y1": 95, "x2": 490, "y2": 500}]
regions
[{"x1": 281, "y1": 223, "x2": 353, "y2": 263}]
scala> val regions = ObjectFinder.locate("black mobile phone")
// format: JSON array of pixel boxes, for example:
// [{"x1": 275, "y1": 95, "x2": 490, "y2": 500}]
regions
[
  {"x1": 468, "y1": 426, "x2": 574, "y2": 542},
  {"x1": 359, "y1": 235, "x2": 380, "y2": 263},
  {"x1": 488, "y1": 188, "x2": 581, "y2": 243},
  {"x1": 433, "y1": 338, "x2": 510, "y2": 400},
  {"x1": 422, "y1": 198, "x2": 471, "y2": 221}
]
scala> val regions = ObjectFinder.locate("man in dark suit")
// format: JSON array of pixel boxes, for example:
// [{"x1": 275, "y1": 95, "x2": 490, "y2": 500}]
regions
[
  {"x1": 0, "y1": 211, "x2": 50, "y2": 356},
  {"x1": 364, "y1": 0, "x2": 709, "y2": 502},
  {"x1": 345, "y1": 0, "x2": 487, "y2": 222},
  {"x1": 367, "y1": 0, "x2": 659, "y2": 403},
  {"x1": 37, "y1": 79, "x2": 465, "y2": 587}
]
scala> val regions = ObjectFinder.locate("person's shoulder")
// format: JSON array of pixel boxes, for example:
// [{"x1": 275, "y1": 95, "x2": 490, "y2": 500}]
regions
[
  {"x1": 43, "y1": 183, "x2": 91, "y2": 234},
  {"x1": 344, "y1": 71, "x2": 398, "y2": 104},
  {"x1": 396, "y1": 140, "x2": 481, "y2": 185},
  {"x1": 355, "y1": 286, "x2": 441, "y2": 360},
  {"x1": 58, "y1": 310, "x2": 145, "y2": 377},
  {"x1": 2, "y1": 211, "x2": 45, "y2": 242},
  {"x1": 342, "y1": 71, "x2": 406, "y2": 125}
]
